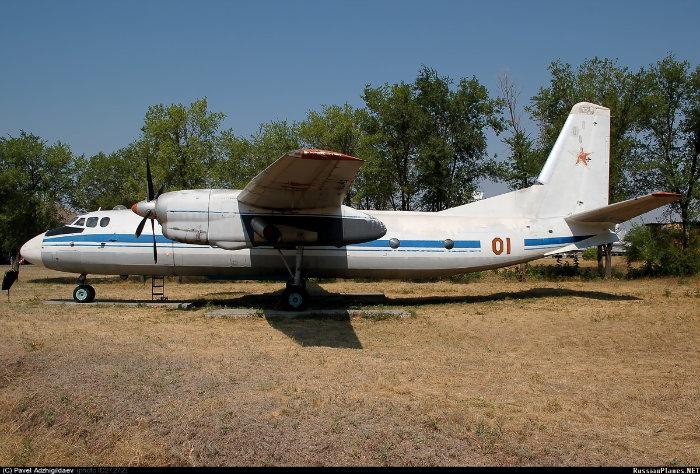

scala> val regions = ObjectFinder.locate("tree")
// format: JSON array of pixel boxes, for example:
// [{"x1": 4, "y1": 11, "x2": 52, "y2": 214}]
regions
[
  {"x1": 214, "y1": 130, "x2": 252, "y2": 189},
  {"x1": 631, "y1": 56, "x2": 700, "y2": 248},
  {"x1": 298, "y1": 104, "x2": 369, "y2": 156},
  {"x1": 71, "y1": 142, "x2": 147, "y2": 211},
  {"x1": 0, "y1": 132, "x2": 73, "y2": 261},
  {"x1": 414, "y1": 67, "x2": 503, "y2": 211},
  {"x1": 297, "y1": 103, "x2": 378, "y2": 206},
  {"x1": 362, "y1": 67, "x2": 502, "y2": 211},
  {"x1": 497, "y1": 72, "x2": 539, "y2": 190},
  {"x1": 362, "y1": 81, "x2": 423, "y2": 210},
  {"x1": 529, "y1": 58, "x2": 642, "y2": 202},
  {"x1": 216, "y1": 120, "x2": 300, "y2": 190},
  {"x1": 141, "y1": 97, "x2": 226, "y2": 190}
]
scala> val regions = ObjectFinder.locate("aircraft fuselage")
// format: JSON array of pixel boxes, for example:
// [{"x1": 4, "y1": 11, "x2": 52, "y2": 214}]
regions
[{"x1": 22, "y1": 204, "x2": 608, "y2": 280}]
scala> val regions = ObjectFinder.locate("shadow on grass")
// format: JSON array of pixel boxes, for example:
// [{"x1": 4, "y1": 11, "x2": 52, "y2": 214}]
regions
[
  {"x1": 193, "y1": 285, "x2": 640, "y2": 310},
  {"x1": 41, "y1": 282, "x2": 641, "y2": 350},
  {"x1": 263, "y1": 312, "x2": 363, "y2": 349},
  {"x1": 192, "y1": 285, "x2": 640, "y2": 349},
  {"x1": 387, "y1": 287, "x2": 642, "y2": 306},
  {"x1": 28, "y1": 276, "x2": 130, "y2": 284}
]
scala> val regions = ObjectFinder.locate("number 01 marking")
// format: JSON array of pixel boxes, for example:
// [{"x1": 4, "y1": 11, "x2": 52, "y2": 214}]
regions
[{"x1": 492, "y1": 237, "x2": 511, "y2": 255}]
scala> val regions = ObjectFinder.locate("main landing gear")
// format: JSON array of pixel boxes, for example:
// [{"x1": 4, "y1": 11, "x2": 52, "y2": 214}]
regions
[
  {"x1": 73, "y1": 273, "x2": 96, "y2": 303},
  {"x1": 278, "y1": 246, "x2": 308, "y2": 311}
]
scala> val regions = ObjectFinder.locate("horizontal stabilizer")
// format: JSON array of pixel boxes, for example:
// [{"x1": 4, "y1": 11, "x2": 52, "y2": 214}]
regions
[
  {"x1": 543, "y1": 231, "x2": 618, "y2": 256},
  {"x1": 565, "y1": 192, "x2": 680, "y2": 224}
]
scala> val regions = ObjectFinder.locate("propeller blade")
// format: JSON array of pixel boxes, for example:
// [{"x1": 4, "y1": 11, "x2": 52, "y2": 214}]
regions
[
  {"x1": 146, "y1": 157, "x2": 154, "y2": 201},
  {"x1": 135, "y1": 210, "x2": 151, "y2": 238},
  {"x1": 151, "y1": 218, "x2": 157, "y2": 263}
]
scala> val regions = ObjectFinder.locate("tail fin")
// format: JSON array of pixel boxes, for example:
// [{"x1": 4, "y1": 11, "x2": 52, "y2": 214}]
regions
[
  {"x1": 535, "y1": 102, "x2": 610, "y2": 217},
  {"x1": 440, "y1": 102, "x2": 610, "y2": 218}
]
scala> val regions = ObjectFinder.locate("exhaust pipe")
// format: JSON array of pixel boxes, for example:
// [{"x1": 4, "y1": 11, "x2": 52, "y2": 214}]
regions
[{"x1": 250, "y1": 217, "x2": 281, "y2": 244}]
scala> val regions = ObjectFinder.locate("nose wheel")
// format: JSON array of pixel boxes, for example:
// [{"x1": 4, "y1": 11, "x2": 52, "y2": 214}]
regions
[{"x1": 73, "y1": 274, "x2": 96, "y2": 303}]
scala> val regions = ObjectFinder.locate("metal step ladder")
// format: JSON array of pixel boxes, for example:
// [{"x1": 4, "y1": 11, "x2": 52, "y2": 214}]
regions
[{"x1": 151, "y1": 276, "x2": 167, "y2": 301}]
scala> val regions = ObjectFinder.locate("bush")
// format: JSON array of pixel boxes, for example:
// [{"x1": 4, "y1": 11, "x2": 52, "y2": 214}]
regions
[
  {"x1": 624, "y1": 225, "x2": 700, "y2": 277},
  {"x1": 495, "y1": 258, "x2": 610, "y2": 281},
  {"x1": 448, "y1": 271, "x2": 483, "y2": 283},
  {"x1": 581, "y1": 247, "x2": 598, "y2": 261}
]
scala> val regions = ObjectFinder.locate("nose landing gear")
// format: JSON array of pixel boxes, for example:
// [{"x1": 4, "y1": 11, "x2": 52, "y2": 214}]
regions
[{"x1": 73, "y1": 274, "x2": 96, "y2": 303}]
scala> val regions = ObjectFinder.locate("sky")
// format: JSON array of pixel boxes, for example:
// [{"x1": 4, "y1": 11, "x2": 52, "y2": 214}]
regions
[{"x1": 1, "y1": 0, "x2": 699, "y2": 212}]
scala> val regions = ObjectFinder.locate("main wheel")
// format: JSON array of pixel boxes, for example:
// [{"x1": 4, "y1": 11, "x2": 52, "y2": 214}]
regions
[
  {"x1": 283, "y1": 285, "x2": 308, "y2": 311},
  {"x1": 73, "y1": 284, "x2": 96, "y2": 303}
]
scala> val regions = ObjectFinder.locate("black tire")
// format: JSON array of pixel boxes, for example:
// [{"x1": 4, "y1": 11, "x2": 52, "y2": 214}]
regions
[
  {"x1": 282, "y1": 285, "x2": 308, "y2": 311},
  {"x1": 73, "y1": 284, "x2": 95, "y2": 303}
]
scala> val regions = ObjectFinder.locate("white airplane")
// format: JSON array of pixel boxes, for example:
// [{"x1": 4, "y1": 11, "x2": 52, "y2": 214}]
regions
[{"x1": 20, "y1": 102, "x2": 679, "y2": 309}]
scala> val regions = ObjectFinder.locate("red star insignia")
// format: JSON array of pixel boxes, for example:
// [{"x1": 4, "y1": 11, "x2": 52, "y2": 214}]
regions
[{"x1": 575, "y1": 147, "x2": 592, "y2": 166}]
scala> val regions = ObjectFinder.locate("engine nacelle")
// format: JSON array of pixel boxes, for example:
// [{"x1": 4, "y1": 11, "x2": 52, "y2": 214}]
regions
[
  {"x1": 153, "y1": 189, "x2": 386, "y2": 248},
  {"x1": 156, "y1": 189, "x2": 211, "y2": 244}
]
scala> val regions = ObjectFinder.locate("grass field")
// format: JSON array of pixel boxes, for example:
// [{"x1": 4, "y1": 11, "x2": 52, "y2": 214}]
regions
[{"x1": 0, "y1": 261, "x2": 698, "y2": 466}]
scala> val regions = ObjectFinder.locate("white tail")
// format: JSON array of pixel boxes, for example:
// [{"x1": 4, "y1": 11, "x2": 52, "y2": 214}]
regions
[
  {"x1": 534, "y1": 102, "x2": 610, "y2": 217},
  {"x1": 440, "y1": 102, "x2": 610, "y2": 218}
]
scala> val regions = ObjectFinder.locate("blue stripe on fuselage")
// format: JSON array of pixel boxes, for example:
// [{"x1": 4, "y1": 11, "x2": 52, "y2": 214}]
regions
[
  {"x1": 43, "y1": 234, "x2": 482, "y2": 249},
  {"x1": 524, "y1": 235, "x2": 593, "y2": 247},
  {"x1": 43, "y1": 232, "x2": 595, "y2": 252},
  {"x1": 44, "y1": 233, "x2": 175, "y2": 244},
  {"x1": 352, "y1": 239, "x2": 480, "y2": 249}
]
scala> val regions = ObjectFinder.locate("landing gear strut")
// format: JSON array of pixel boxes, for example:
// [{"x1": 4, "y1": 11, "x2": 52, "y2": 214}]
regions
[
  {"x1": 73, "y1": 273, "x2": 96, "y2": 303},
  {"x1": 278, "y1": 246, "x2": 308, "y2": 311}
]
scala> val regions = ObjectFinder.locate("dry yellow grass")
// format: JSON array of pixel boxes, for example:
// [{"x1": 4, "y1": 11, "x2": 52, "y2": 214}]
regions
[{"x1": 0, "y1": 262, "x2": 698, "y2": 466}]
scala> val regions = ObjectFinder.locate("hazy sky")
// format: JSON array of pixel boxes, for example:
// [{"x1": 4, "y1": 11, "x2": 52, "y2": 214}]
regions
[{"x1": 1, "y1": 0, "x2": 698, "y2": 207}]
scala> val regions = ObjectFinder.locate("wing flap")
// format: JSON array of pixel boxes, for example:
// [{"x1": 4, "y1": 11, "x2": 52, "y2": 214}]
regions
[
  {"x1": 238, "y1": 149, "x2": 363, "y2": 210},
  {"x1": 565, "y1": 192, "x2": 680, "y2": 224}
]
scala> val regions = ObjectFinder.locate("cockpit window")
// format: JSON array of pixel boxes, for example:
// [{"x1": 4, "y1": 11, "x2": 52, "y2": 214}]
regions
[
  {"x1": 74, "y1": 218, "x2": 85, "y2": 226},
  {"x1": 86, "y1": 217, "x2": 98, "y2": 227},
  {"x1": 99, "y1": 217, "x2": 110, "y2": 227}
]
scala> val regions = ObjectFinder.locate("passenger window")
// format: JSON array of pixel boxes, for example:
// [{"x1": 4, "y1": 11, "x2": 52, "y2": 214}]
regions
[
  {"x1": 99, "y1": 217, "x2": 110, "y2": 227},
  {"x1": 86, "y1": 217, "x2": 98, "y2": 227},
  {"x1": 75, "y1": 218, "x2": 86, "y2": 226}
]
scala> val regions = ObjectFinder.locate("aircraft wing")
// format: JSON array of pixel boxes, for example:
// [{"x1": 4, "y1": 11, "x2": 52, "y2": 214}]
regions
[
  {"x1": 565, "y1": 192, "x2": 681, "y2": 224},
  {"x1": 238, "y1": 148, "x2": 363, "y2": 210}
]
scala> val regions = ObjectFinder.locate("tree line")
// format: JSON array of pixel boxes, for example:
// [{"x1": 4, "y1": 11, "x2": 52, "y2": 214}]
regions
[{"x1": 1, "y1": 54, "x2": 698, "y2": 259}]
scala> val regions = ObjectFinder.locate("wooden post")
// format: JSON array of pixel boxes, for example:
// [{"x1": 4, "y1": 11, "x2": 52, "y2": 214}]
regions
[{"x1": 604, "y1": 243, "x2": 613, "y2": 279}]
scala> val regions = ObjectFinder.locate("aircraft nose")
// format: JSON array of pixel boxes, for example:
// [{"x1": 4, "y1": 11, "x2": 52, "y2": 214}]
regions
[{"x1": 20, "y1": 233, "x2": 45, "y2": 266}]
